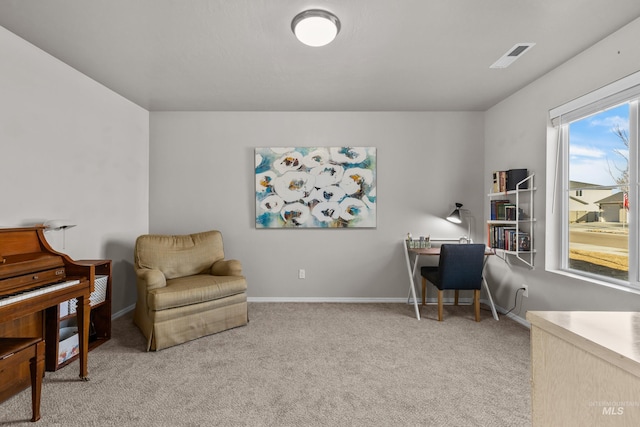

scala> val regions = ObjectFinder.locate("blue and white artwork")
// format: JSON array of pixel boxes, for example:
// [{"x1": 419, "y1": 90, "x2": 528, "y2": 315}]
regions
[{"x1": 255, "y1": 147, "x2": 377, "y2": 228}]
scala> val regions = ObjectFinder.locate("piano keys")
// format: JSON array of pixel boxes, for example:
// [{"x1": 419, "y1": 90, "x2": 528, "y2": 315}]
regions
[{"x1": 0, "y1": 279, "x2": 80, "y2": 308}]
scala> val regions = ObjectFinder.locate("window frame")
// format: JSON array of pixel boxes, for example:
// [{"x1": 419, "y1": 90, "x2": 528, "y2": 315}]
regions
[{"x1": 547, "y1": 72, "x2": 640, "y2": 293}]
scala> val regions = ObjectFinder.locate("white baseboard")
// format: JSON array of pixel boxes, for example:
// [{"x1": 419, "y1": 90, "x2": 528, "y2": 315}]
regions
[
  {"x1": 248, "y1": 297, "x2": 407, "y2": 303},
  {"x1": 248, "y1": 296, "x2": 486, "y2": 304},
  {"x1": 247, "y1": 296, "x2": 531, "y2": 328},
  {"x1": 500, "y1": 310, "x2": 530, "y2": 328},
  {"x1": 481, "y1": 298, "x2": 530, "y2": 328},
  {"x1": 113, "y1": 304, "x2": 135, "y2": 319}
]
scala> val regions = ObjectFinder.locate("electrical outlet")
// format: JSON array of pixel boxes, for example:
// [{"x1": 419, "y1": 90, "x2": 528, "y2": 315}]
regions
[
  {"x1": 522, "y1": 284, "x2": 529, "y2": 298},
  {"x1": 298, "y1": 269, "x2": 306, "y2": 279}
]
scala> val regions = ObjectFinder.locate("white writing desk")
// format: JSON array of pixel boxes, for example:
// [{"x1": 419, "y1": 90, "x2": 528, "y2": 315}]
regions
[{"x1": 402, "y1": 240, "x2": 499, "y2": 321}]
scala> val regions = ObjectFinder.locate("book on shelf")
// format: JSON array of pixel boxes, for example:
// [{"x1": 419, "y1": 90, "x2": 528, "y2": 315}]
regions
[
  {"x1": 492, "y1": 171, "x2": 506, "y2": 192},
  {"x1": 504, "y1": 204, "x2": 516, "y2": 221},
  {"x1": 505, "y1": 205, "x2": 525, "y2": 221},
  {"x1": 491, "y1": 168, "x2": 528, "y2": 192},
  {"x1": 507, "y1": 168, "x2": 528, "y2": 191},
  {"x1": 492, "y1": 226, "x2": 515, "y2": 250},
  {"x1": 490, "y1": 199, "x2": 512, "y2": 220},
  {"x1": 518, "y1": 232, "x2": 531, "y2": 251},
  {"x1": 487, "y1": 225, "x2": 530, "y2": 252}
]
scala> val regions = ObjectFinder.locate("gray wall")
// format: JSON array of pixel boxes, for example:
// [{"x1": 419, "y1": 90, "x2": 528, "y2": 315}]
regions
[
  {"x1": 149, "y1": 112, "x2": 485, "y2": 300},
  {"x1": 5, "y1": 13, "x2": 640, "y2": 319},
  {"x1": 484, "y1": 17, "x2": 640, "y2": 316},
  {"x1": 0, "y1": 26, "x2": 149, "y2": 315}
]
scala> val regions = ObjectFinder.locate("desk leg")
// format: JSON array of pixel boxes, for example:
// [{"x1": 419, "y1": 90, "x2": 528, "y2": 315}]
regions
[
  {"x1": 403, "y1": 242, "x2": 420, "y2": 320},
  {"x1": 482, "y1": 276, "x2": 499, "y2": 321},
  {"x1": 481, "y1": 256, "x2": 499, "y2": 321},
  {"x1": 405, "y1": 254, "x2": 422, "y2": 303}
]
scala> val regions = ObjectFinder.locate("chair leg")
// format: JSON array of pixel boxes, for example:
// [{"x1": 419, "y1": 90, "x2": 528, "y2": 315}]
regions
[
  {"x1": 146, "y1": 327, "x2": 154, "y2": 352},
  {"x1": 421, "y1": 277, "x2": 426, "y2": 306},
  {"x1": 474, "y1": 289, "x2": 480, "y2": 322},
  {"x1": 437, "y1": 290, "x2": 443, "y2": 321},
  {"x1": 454, "y1": 290, "x2": 459, "y2": 306}
]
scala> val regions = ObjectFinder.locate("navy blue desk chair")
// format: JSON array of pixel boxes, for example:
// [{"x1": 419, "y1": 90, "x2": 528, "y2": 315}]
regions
[{"x1": 420, "y1": 244, "x2": 486, "y2": 321}]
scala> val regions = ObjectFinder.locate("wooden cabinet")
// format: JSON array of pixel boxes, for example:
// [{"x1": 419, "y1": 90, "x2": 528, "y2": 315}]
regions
[
  {"x1": 527, "y1": 311, "x2": 640, "y2": 425},
  {"x1": 45, "y1": 259, "x2": 111, "y2": 371},
  {"x1": 487, "y1": 173, "x2": 535, "y2": 268}
]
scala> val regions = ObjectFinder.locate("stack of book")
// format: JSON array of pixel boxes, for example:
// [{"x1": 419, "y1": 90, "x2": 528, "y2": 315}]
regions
[
  {"x1": 488, "y1": 227, "x2": 531, "y2": 252},
  {"x1": 490, "y1": 200, "x2": 521, "y2": 220},
  {"x1": 492, "y1": 168, "x2": 528, "y2": 192}
]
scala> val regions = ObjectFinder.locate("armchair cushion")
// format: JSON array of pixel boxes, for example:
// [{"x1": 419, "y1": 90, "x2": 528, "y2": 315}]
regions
[
  {"x1": 148, "y1": 274, "x2": 247, "y2": 311},
  {"x1": 136, "y1": 230, "x2": 225, "y2": 280},
  {"x1": 211, "y1": 259, "x2": 243, "y2": 276}
]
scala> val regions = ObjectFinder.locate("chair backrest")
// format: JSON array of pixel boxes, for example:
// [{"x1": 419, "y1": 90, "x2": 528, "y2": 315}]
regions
[
  {"x1": 437, "y1": 244, "x2": 486, "y2": 290},
  {"x1": 135, "y1": 230, "x2": 225, "y2": 279}
]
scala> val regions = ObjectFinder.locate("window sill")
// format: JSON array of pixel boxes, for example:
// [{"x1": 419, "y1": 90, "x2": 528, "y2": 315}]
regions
[{"x1": 547, "y1": 267, "x2": 640, "y2": 296}]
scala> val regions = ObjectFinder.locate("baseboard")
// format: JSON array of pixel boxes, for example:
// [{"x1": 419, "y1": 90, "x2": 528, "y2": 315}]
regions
[
  {"x1": 482, "y1": 299, "x2": 530, "y2": 328},
  {"x1": 248, "y1": 297, "x2": 408, "y2": 303},
  {"x1": 248, "y1": 296, "x2": 486, "y2": 304},
  {"x1": 247, "y1": 296, "x2": 531, "y2": 328},
  {"x1": 113, "y1": 304, "x2": 135, "y2": 320},
  {"x1": 500, "y1": 310, "x2": 530, "y2": 328}
]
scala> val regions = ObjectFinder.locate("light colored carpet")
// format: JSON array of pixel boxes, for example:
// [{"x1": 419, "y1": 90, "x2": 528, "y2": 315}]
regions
[{"x1": 2, "y1": 303, "x2": 531, "y2": 426}]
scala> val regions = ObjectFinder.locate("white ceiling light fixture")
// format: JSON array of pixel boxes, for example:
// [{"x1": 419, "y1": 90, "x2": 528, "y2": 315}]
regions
[
  {"x1": 490, "y1": 43, "x2": 536, "y2": 69},
  {"x1": 292, "y1": 9, "x2": 341, "y2": 47}
]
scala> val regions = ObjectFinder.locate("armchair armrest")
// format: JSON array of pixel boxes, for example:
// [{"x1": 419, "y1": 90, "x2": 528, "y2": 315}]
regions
[
  {"x1": 136, "y1": 268, "x2": 167, "y2": 290},
  {"x1": 211, "y1": 259, "x2": 243, "y2": 276}
]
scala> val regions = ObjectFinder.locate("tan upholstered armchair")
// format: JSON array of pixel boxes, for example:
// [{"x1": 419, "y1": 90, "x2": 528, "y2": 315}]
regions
[{"x1": 133, "y1": 230, "x2": 248, "y2": 351}]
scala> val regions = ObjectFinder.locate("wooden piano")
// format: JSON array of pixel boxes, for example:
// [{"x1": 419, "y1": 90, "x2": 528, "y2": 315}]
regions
[{"x1": 0, "y1": 226, "x2": 94, "y2": 422}]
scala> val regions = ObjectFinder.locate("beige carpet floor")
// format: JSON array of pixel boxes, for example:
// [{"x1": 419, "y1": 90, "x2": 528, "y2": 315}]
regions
[{"x1": 2, "y1": 303, "x2": 531, "y2": 426}]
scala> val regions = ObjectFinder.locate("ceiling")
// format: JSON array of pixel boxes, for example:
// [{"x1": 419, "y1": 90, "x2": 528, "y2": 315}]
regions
[{"x1": 1, "y1": 0, "x2": 640, "y2": 112}]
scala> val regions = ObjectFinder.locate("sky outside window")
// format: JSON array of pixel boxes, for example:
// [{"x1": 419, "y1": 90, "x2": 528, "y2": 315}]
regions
[{"x1": 569, "y1": 103, "x2": 630, "y2": 187}]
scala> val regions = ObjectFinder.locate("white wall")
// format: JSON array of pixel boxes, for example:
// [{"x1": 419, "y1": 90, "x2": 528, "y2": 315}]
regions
[
  {"x1": 0, "y1": 26, "x2": 149, "y2": 314},
  {"x1": 484, "y1": 17, "x2": 640, "y2": 317},
  {"x1": 149, "y1": 112, "x2": 484, "y2": 300}
]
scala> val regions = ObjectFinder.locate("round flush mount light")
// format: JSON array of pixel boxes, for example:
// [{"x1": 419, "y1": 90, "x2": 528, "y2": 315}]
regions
[{"x1": 291, "y1": 9, "x2": 341, "y2": 47}]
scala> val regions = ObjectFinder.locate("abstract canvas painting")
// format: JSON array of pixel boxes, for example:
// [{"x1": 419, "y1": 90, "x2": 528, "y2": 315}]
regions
[{"x1": 255, "y1": 147, "x2": 377, "y2": 228}]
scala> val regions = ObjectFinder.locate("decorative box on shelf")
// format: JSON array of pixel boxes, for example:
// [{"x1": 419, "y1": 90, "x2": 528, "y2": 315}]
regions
[
  {"x1": 68, "y1": 274, "x2": 108, "y2": 314},
  {"x1": 57, "y1": 327, "x2": 79, "y2": 365},
  {"x1": 59, "y1": 301, "x2": 69, "y2": 317}
]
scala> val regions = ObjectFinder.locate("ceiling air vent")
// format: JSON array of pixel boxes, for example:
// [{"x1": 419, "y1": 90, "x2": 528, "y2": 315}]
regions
[{"x1": 490, "y1": 43, "x2": 535, "y2": 69}]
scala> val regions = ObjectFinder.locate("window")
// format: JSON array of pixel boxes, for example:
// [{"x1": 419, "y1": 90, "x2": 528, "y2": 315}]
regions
[
  {"x1": 567, "y1": 104, "x2": 630, "y2": 281},
  {"x1": 548, "y1": 72, "x2": 640, "y2": 291}
]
